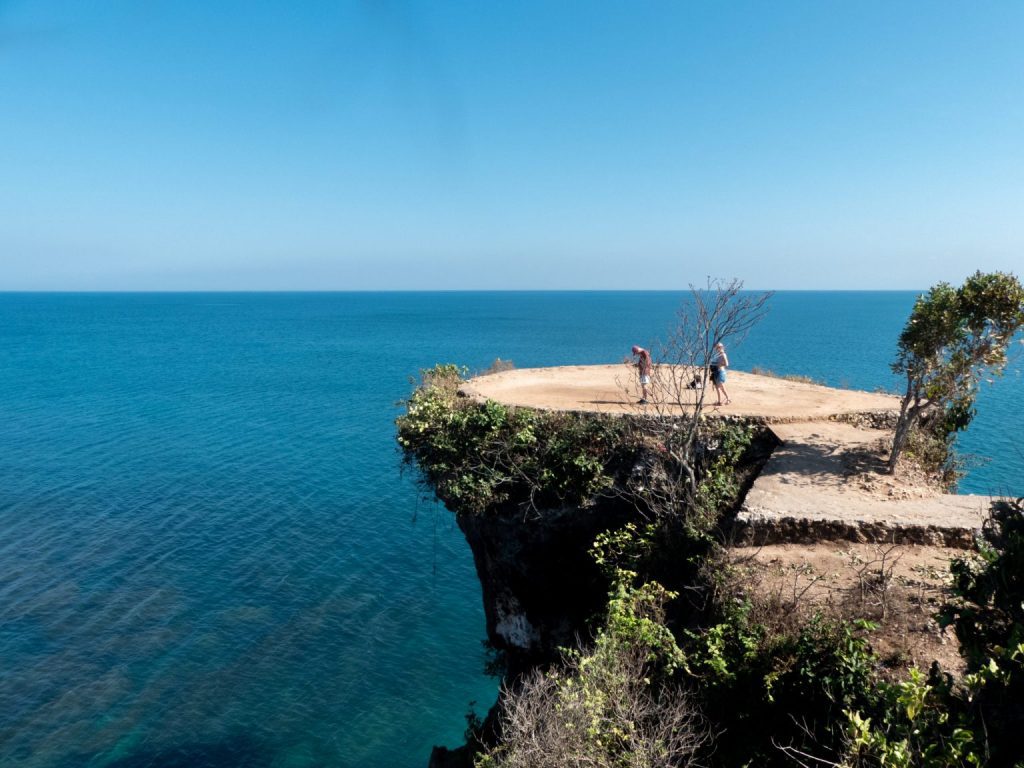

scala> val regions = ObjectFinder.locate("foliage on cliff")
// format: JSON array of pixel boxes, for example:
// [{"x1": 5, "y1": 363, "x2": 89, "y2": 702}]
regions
[
  {"x1": 397, "y1": 364, "x2": 758, "y2": 522},
  {"x1": 477, "y1": 570, "x2": 706, "y2": 768},
  {"x1": 397, "y1": 364, "x2": 639, "y2": 515},
  {"x1": 479, "y1": 495, "x2": 1024, "y2": 767},
  {"x1": 675, "y1": 495, "x2": 1024, "y2": 766},
  {"x1": 833, "y1": 498, "x2": 1024, "y2": 768},
  {"x1": 937, "y1": 496, "x2": 1024, "y2": 766}
]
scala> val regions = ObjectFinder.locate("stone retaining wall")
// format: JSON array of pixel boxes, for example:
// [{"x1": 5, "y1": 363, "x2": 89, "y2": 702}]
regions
[{"x1": 731, "y1": 514, "x2": 978, "y2": 549}]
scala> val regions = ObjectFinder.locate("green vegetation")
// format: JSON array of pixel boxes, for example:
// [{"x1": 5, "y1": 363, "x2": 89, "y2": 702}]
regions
[
  {"x1": 693, "y1": 423, "x2": 753, "y2": 527},
  {"x1": 397, "y1": 364, "x2": 638, "y2": 514},
  {"x1": 397, "y1": 364, "x2": 756, "y2": 522},
  {"x1": 477, "y1": 568, "x2": 704, "y2": 768},
  {"x1": 889, "y1": 271, "x2": 1024, "y2": 474},
  {"x1": 940, "y1": 497, "x2": 1024, "y2": 766},
  {"x1": 481, "y1": 496, "x2": 1024, "y2": 767}
]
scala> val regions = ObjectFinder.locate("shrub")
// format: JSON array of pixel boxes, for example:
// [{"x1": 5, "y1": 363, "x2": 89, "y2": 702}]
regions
[
  {"x1": 397, "y1": 364, "x2": 636, "y2": 515},
  {"x1": 838, "y1": 496, "x2": 1024, "y2": 768},
  {"x1": 683, "y1": 607, "x2": 884, "y2": 767},
  {"x1": 693, "y1": 422, "x2": 754, "y2": 522},
  {"x1": 842, "y1": 666, "x2": 981, "y2": 768},
  {"x1": 477, "y1": 573, "x2": 706, "y2": 768},
  {"x1": 941, "y1": 497, "x2": 1024, "y2": 765}
]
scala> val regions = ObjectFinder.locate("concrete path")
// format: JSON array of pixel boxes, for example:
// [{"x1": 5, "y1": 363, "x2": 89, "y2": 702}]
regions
[{"x1": 736, "y1": 421, "x2": 992, "y2": 547}]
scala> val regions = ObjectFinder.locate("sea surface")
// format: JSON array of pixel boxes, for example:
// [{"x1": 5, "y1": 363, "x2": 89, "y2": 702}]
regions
[{"x1": 1, "y1": 291, "x2": 1021, "y2": 768}]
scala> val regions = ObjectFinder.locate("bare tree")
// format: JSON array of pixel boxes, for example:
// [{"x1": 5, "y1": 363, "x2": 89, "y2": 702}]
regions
[{"x1": 625, "y1": 279, "x2": 772, "y2": 516}]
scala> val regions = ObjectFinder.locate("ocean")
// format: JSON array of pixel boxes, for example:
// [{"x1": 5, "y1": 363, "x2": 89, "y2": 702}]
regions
[{"x1": 1, "y1": 291, "x2": 1020, "y2": 768}]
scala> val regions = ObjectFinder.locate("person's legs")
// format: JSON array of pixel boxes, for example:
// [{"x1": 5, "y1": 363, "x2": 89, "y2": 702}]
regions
[
  {"x1": 713, "y1": 371, "x2": 730, "y2": 405},
  {"x1": 639, "y1": 375, "x2": 651, "y2": 403}
]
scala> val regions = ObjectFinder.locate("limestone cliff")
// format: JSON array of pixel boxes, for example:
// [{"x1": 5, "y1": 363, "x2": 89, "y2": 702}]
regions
[{"x1": 459, "y1": 499, "x2": 639, "y2": 668}]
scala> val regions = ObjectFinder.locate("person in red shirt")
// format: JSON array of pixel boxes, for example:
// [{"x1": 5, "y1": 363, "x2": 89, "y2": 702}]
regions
[{"x1": 631, "y1": 345, "x2": 653, "y2": 404}]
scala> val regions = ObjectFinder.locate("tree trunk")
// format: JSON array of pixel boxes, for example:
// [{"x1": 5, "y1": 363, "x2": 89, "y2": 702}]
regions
[
  {"x1": 888, "y1": 399, "x2": 926, "y2": 474},
  {"x1": 887, "y1": 415, "x2": 912, "y2": 474},
  {"x1": 888, "y1": 376, "x2": 920, "y2": 474}
]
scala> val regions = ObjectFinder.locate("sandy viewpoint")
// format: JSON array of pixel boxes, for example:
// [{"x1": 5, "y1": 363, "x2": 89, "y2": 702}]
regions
[{"x1": 462, "y1": 364, "x2": 898, "y2": 421}]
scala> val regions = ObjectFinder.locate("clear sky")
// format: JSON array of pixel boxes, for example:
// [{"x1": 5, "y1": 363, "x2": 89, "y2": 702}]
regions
[{"x1": 1, "y1": 1, "x2": 1022, "y2": 290}]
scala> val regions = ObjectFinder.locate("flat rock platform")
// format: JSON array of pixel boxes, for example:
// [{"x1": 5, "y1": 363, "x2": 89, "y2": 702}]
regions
[
  {"x1": 462, "y1": 364, "x2": 898, "y2": 421},
  {"x1": 462, "y1": 365, "x2": 992, "y2": 548},
  {"x1": 737, "y1": 421, "x2": 991, "y2": 548}
]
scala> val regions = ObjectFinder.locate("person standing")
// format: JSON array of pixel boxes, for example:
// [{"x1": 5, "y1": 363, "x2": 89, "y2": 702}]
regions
[
  {"x1": 710, "y1": 342, "x2": 731, "y2": 405},
  {"x1": 631, "y1": 345, "x2": 653, "y2": 404}
]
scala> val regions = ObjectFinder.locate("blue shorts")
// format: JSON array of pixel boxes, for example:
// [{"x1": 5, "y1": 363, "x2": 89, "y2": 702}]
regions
[{"x1": 712, "y1": 367, "x2": 726, "y2": 384}]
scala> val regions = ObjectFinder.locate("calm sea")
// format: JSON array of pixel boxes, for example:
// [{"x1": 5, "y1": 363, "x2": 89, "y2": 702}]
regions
[{"x1": 1, "y1": 292, "x2": 1020, "y2": 768}]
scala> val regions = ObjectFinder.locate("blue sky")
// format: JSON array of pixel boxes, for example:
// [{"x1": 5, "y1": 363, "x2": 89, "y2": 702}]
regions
[{"x1": 1, "y1": 1, "x2": 1022, "y2": 290}]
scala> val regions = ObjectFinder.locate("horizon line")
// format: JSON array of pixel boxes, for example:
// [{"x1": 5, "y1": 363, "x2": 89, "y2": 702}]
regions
[{"x1": 0, "y1": 287, "x2": 927, "y2": 294}]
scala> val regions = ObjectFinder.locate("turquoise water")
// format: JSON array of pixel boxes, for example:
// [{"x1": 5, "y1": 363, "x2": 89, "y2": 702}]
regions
[{"x1": 0, "y1": 292, "x2": 1020, "y2": 768}]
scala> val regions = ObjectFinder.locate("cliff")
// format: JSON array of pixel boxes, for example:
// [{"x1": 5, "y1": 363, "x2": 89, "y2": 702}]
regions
[{"x1": 399, "y1": 364, "x2": 995, "y2": 767}]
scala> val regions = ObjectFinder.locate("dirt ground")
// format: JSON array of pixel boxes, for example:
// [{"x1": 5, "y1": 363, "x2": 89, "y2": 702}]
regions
[
  {"x1": 463, "y1": 365, "x2": 898, "y2": 421},
  {"x1": 728, "y1": 542, "x2": 970, "y2": 674}
]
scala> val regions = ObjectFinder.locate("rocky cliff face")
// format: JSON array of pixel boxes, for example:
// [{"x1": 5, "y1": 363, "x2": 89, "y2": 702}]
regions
[
  {"x1": 396, "y1": 374, "x2": 774, "y2": 766},
  {"x1": 458, "y1": 499, "x2": 638, "y2": 673},
  {"x1": 427, "y1": 497, "x2": 640, "y2": 768}
]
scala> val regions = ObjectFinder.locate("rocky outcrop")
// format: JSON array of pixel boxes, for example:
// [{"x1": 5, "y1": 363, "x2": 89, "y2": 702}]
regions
[
  {"x1": 425, "y1": 499, "x2": 644, "y2": 768},
  {"x1": 457, "y1": 499, "x2": 638, "y2": 673},
  {"x1": 411, "y1": 367, "x2": 997, "y2": 766}
]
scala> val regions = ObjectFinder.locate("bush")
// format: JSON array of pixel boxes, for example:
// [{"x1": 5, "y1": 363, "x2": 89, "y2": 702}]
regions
[
  {"x1": 693, "y1": 422, "x2": 754, "y2": 522},
  {"x1": 901, "y1": 420, "x2": 960, "y2": 489},
  {"x1": 838, "y1": 497, "x2": 1024, "y2": 768},
  {"x1": 842, "y1": 666, "x2": 981, "y2": 768},
  {"x1": 682, "y1": 605, "x2": 884, "y2": 767},
  {"x1": 941, "y1": 497, "x2": 1024, "y2": 765},
  {"x1": 397, "y1": 364, "x2": 636, "y2": 514},
  {"x1": 477, "y1": 573, "x2": 706, "y2": 768}
]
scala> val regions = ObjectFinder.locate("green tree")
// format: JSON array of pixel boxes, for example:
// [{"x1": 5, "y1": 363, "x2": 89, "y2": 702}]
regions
[{"x1": 888, "y1": 271, "x2": 1024, "y2": 474}]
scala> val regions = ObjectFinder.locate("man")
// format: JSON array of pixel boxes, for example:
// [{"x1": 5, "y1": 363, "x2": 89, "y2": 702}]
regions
[{"x1": 631, "y1": 345, "x2": 653, "y2": 404}]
